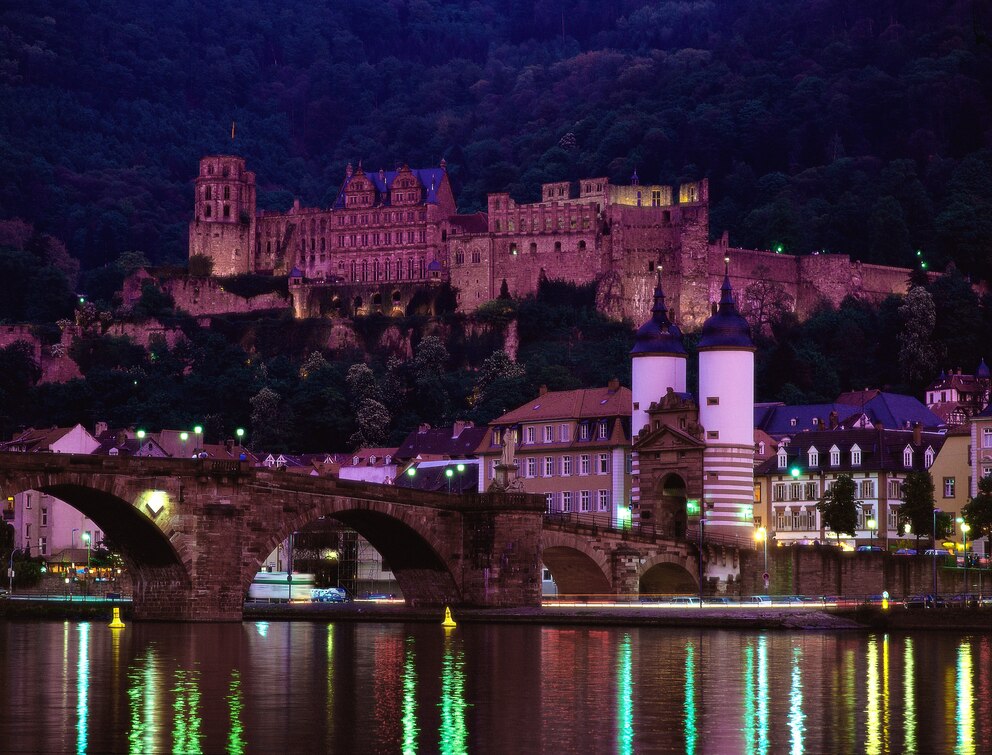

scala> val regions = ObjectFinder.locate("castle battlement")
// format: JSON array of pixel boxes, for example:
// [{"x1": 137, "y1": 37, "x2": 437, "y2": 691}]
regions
[{"x1": 188, "y1": 156, "x2": 912, "y2": 326}]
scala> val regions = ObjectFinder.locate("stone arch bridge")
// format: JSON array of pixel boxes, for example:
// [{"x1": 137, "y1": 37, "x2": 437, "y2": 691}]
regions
[{"x1": 0, "y1": 453, "x2": 738, "y2": 620}]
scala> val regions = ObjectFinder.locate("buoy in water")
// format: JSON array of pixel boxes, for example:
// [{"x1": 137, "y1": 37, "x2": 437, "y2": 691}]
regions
[
  {"x1": 441, "y1": 606, "x2": 457, "y2": 628},
  {"x1": 109, "y1": 607, "x2": 126, "y2": 629}
]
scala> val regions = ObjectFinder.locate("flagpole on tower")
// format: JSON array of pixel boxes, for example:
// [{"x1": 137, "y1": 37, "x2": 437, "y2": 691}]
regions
[{"x1": 231, "y1": 121, "x2": 236, "y2": 140}]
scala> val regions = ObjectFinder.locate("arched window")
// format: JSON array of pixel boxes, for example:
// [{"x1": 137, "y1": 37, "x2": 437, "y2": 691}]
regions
[
  {"x1": 903, "y1": 446, "x2": 913, "y2": 468},
  {"x1": 777, "y1": 449, "x2": 788, "y2": 469},
  {"x1": 471, "y1": 251, "x2": 481, "y2": 264},
  {"x1": 455, "y1": 250, "x2": 464, "y2": 265},
  {"x1": 205, "y1": 186, "x2": 212, "y2": 200},
  {"x1": 924, "y1": 447, "x2": 935, "y2": 467},
  {"x1": 829, "y1": 446, "x2": 840, "y2": 466},
  {"x1": 808, "y1": 447, "x2": 818, "y2": 467}
]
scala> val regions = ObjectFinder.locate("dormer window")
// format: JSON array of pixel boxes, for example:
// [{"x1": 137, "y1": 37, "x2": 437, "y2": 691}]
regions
[
  {"x1": 385, "y1": 455, "x2": 392, "y2": 465},
  {"x1": 353, "y1": 456, "x2": 359, "y2": 466},
  {"x1": 598, "y1": 420, "x2": 609, "y2": 439},
  {"x1": 903, "y1": 446, "x2": 913, "y2": 468},
  {"x1": 369, "y1": 455, "x2": 377, "y2": 465},
  {"x1": 851, "y1": 445, "x2": 862, "y2": 466},
  {"x1": 924, "y1": 447, "x2": 934, "y2": 467},
  {"x1": 777, "y1": 450, "x2": 788, "y2": 469},
  {"x1": 829, "y1": 445, "x2": 840, "y2": 466},
  {"x1": 808, "y1": 447, "x2": 819, "y2": 467},
  {"x1": 758, "y1": 441, "x2": 766, "y2": 455},
  {"x1": 790, "y1": 418, "x2": 797, "y2": 427}
]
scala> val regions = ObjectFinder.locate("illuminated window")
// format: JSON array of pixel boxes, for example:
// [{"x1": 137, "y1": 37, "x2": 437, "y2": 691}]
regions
[
  {"x1": 903, "y1": 447, "x2": 913, "y2": 468},
  {"x1": 943, "y1": 477, "x2": 955, "y2": 498}
]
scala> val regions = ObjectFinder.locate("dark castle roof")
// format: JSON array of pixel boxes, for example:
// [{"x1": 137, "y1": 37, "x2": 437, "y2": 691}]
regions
[
  {"x1": 631, "y1": 275, "x2": 686, "y2": 357},
  {"x1": 333, "y1": 166, "x2": 446, "y2": 209},
  {"x1": 697, "y1": 271, "x2": 754, "y2": 350}
]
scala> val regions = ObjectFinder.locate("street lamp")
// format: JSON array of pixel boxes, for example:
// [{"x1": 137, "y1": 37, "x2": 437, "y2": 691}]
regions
[
  {"x1": 698, "y1": 514, "x2": 706, "y2": 605},
  {"x1": 957, "y1": 518, "x2": 971, "y2": 597},
  {"x1": 867, "y1": 517, "x2": 877, "y2": 547},
  {"x1": 445, "y1": 467, "x2": 454, "y2": 493},
  {"x1": 193, "y1": 425, "x2": 203, "y2": 454},
  {"x1": 932, "y1": 507, "x2": 941, "y2": 602},
  {"x1": 235, "y1": 428, "x2": 245, "y2": 445},
  {"x1": 755, "y1": 526, "x2": 768, "y2": 591},
  {"x1": 81, "y1": 532, "x2": 91, "y2": 596}
]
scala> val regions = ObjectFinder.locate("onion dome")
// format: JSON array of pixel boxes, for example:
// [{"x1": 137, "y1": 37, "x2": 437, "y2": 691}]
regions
[
  {"x1": 631, "y1": 274, "x2": 686, "y2": 356},
  {"x1": 977, "y1": 359, "x2": 990, "y2": 379},
  {"x1": 698, "y1": 264, "x2": 754, "y2": 350}
]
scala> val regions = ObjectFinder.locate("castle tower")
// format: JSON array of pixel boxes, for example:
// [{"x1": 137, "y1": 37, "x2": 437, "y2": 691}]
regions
[
  {"x1": 697, "y1": 260, "x2": 755, "y2": 534},
  {"x1": 188, "y1": 155, "x2": 256, "y2": 276},
  {"x1": 630, "y1": 272, "x2": 687, "y2": 437}
]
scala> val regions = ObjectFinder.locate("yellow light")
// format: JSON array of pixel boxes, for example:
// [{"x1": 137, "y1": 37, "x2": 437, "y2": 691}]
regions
[
  {"x1": 754, "y1": 527, "x2": 766, "y2": 542},
  {"x1": 144, "y1": 490, "x2": 168, "y2": 516}
]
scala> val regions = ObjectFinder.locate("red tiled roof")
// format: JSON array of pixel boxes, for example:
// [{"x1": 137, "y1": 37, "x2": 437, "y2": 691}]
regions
[{"x1": 493, "y1": 386, "x2": 631, "y2": 424}]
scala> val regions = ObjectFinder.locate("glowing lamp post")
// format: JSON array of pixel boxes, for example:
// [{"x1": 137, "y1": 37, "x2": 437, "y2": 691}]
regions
[
  {"x1": 867, "y1": 517, "x2": 877, "y2": 547},
  {"x1": 932, "y1": 507, "x2": 941, "y2": 601},
  {"x1": 193, "y1": 425, "x2": 203, "y2": 454},
  {"x1": 445, "y1": 467, "x2": 454, "y2": 493},
  {"x1": 755, "y1": 526, "x2": 768, "y2": 588},
  {"x1": 957, "y1": 518, "x2": 970, "y2": 596},
  {"x1": 81, "y1": 532, "x2": 91, "y2": 595},
  {"x1": 180, "y1": 431, "x2": 189, "y2": 456},
  {"x1": 236, "y1": 428, "x2": 245, "y2": 445}
]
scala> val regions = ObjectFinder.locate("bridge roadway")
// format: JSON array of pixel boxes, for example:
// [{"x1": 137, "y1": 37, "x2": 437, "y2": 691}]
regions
[{"x1": 0, "y1": 452, "x2": 711, "y2": 621}]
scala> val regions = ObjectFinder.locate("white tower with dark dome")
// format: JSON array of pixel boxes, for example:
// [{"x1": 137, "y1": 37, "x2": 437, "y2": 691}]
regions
[
  {"x1": 630, "y1": 273, "x2": 687, "y2": 511},
  {"x1": 697, "y1": 261, "x2": 755, "y2": 533},
  {"x1": 631, "y1": 273, "x2": 687, "y2": 437}
]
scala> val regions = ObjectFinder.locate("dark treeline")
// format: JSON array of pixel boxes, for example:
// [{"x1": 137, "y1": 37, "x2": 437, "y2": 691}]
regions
[
  {"x1": 0, "y1": 272, "x2": 987, "y2": 452},
  {"x1": 1, "y1": 1, "x2": 991, "y2": 278}
]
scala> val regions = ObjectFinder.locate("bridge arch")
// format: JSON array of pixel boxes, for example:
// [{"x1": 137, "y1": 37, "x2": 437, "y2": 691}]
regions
[
  {"x1": 0, "y1": 471, "x2": 191, "y2": 617},
  {"x1": 637, "y1": 552, "x2": 698, "y2": 595},
  {"x1": 255, "y1": 497, "x2": 463, "y2": 607},
  {"x1": 540, "y1": 531, "x2": 612, "y2": 595}
]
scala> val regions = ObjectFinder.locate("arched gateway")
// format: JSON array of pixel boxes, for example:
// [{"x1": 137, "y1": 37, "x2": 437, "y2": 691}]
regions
[{"x1": 0, "y1": 453, "x2": 545, "y2": 621}]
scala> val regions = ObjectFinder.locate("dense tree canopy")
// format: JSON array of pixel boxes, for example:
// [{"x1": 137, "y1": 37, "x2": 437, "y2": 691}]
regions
[{"x1": 1, "y1": 1, "x2": 991, "y2": 280}]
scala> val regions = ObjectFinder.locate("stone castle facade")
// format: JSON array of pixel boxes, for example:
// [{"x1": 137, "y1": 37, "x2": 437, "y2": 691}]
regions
[{"x1": 189, "y1": 155, "x2": 913, "y2": 327}]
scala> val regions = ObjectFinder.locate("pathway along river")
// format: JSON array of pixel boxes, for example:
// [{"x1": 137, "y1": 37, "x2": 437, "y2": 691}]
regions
[{"x1": 1, "y1": 621, "x2": 989, "y2": 753}]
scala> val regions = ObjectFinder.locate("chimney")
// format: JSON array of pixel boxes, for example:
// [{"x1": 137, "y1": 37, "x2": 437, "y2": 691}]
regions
[
  {"x1": 608, "y1": 378, "x2": 620, "y2": 392},
  {"x1": 912, "y1": 422, "x2": 922, "y2": 446},
  {"x1": 828, "y1": 411, "x2": 838, "y2": 430},
  {"x1": 452, "y1": 420, "x2": 473, "y2": 438},
  {"x1": 94, "y1": 421, "x2": 108, "y2": 438},
  {"x1": 225, "y1": 439, "x2": 234, "y2": 452},
  {"x1": 418, "y1": 423, "x2": 431, "y2": 434},
  {"x1": 539, "y1": 385, "x2": 548, "y2": 396}
]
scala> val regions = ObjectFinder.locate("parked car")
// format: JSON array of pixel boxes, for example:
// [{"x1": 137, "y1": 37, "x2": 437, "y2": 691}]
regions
[
  {"x1": 894, "y1": 548, "x2": 917, "y2": 556},
  {"x1": 703, "y1": 596, "x2": 732, "y2": 605},
  {"x1": 670, "y1": 596, "x2": 701, "y2": 605},
  {"x1": 856, "y1": 545, "x2": 884, "y2": 553},
  {"x1": 747, "y1": 595, "x2": 772, "y2": 605},
  {"x1": 923, "y1": 549, "x2": 953, "y2": 557},
  {"x1": 311, "y1": 588, "x2": 348, "y2": 603}
]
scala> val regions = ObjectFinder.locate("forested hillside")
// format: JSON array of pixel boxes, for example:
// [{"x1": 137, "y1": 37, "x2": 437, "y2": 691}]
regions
[{"x1": 2, "y1": 0, "x2": 991, "y2": 278}]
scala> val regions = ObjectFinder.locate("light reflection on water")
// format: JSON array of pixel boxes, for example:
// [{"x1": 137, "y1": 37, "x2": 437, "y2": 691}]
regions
[{"x1": 1, "y1": 622, "x2": 990, "y2": 754}]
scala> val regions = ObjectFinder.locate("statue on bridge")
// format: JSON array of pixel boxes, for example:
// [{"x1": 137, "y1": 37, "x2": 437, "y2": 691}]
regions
[{"x1": 490, "y1": 429, "x2": 523, "y2": 492}]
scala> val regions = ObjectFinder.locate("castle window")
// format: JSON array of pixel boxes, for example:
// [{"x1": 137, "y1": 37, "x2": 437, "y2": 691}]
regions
[
  {"x1": 510, "y1": 243, "x2": 518, "y2": 256},
  {"x1": 311, "y1": 239, "x2": 315, "y2": 252},
  {"x1": 648, "y1": 261, "x2": 655, "y2": 272},
  {"x1": 636, "y1": 191, "x2": 642, "y2": 207},
  {"x1": 223, "y1": 205, "x2": 230, "y2": 218},
  {"x1": 321, "y1": 238, "x2": 326, "y2": 252},
  {"x1": 267, "y1": 241, "x2": 271, "y2": 253},
  {"x1": 578, "y1": 240, "x2": 586, "y2": 251},
  {"x1": 455, "y1": 250, "x2": 464, "y2": 265},
  {"x1": 384, "y1": 261, "x2": 391, "y2": 280},
  {"x1": 223, "y1": 186, "x2": 230, "y2": 200},
  {"x1": 361, "y1": 260, "x2": 369, "y2": 281},
  {"x1": 408, "y1": 259, "x2": 415, "y2": 278},
  {"x1": 652, "y1": 190, "x2": 661, "y2": 207},
  {"x1": 205, "y1": 186, "x2": 212, "y2": 200},
  {"x1": 204, "y1": 205, "x2": 212, "y2": 218},
  {"x1": 396, "y1": 259, "x2": 403, "y2": 279},
  {"x1": 707, "y1": 430, "x2": 719, "y2": 439},
  {"x1": 530, "y1": 242, "x2": 537, "y2": 254},
  {"x1": 208, "y1": 165, "x2": 214, "y2": 175},
  {"x1": 419, "y1": 258, "x2": 426, "y2": 278},
  {"x1": 472, "y1": 251, "x2": 481, "y2": 264},
  {"x1": 222, "y1": 166, "x2": 229, "y2": 177},
  {"x1": 554, "y1": 242, "x2": 562, "y2": 253}
]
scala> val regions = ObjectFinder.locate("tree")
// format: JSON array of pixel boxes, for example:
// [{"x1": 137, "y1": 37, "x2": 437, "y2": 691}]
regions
[
  {"x1": 816, "y1": 474, "x2": 859, "y2": 543},
  {"x1": 188, "y1": 254, "x2": 214, "y2": 277},
  {"x1": 349, "y1": 399, "x2": 390, "y2": 450},
  {"x1": 897, "y1": 286, "x2": 938, "y2": 388},
  {"x1": 898, "y1": 470, "x2": 936, "y2": 549},
  {"x1": 962, "y1": 474, "x2": 992, "y2": 544},
  {"x1": 249, "y1": 387, "x2": 294, "y2": 451}
]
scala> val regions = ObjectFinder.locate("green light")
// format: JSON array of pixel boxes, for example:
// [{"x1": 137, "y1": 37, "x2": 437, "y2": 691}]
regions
[
  {"x1": 403, "y1": 637, "x2": 419, "y2": 753},
  {"x1": 456, "y1": 463, "x2": 465, "y2": 472},
  {"x1": 235, "y1": 428, "x2": 245, "y2": 438},
  {"x1": 76, "y1": 623, "x2": 90, "y2": 754},
  {"x1": 684, "y1": 641, "x2": 696, "y2": 754},
  {"x1": 407, "y1": 467, "x2": 416, "y2": 477},
  {"x1": 439, "y1": 632, "x2": 467, "y2": 753},
  {"x1": 686, "y1": 499, "x2": 701, "y2": 517},
  {"x1": 78, "y1": 296, "x2": 85, "y2": 304},
  {"x1": 789, "y1": 646, "x2": 805, "y2": 751},
  {"x1": 916, "y1": 250, "x2": 922, "y2": 257},
  {"x1": 774, "y1": 244, "x2": 784, "y2": 254},
  {"x1": 921, "y1": 262, "x2": 928, "y2": 270},
  {"x1": 193, "y1": 425, "x2": 203, "y2": 435},
  {"x1": 227, "y1": 671, "x2": 245, "y2": 755},
  {"x1": 445, "y1": 469, "x2": 454, "y2": 478},
  {"x1": 180, "y1": 432, "x2": 189, "y2": 441},
  {"x1": 790, "y1": 467, "x2": 801, "y2": 479},
  {"x1": 172, "y1": 669, "x2": 203, "y2": 754},
  {"x1": 136, "y1": 429, "x2": 146, "y2": 439},
  {"x1": 618, "y1": 634, "x2": 634, "y2": 754}
]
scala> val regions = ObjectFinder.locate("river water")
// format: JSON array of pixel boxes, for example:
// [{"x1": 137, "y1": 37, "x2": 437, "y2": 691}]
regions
[{"x1": 0, "y1": 620, "x2": 989, "y2": 754}]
